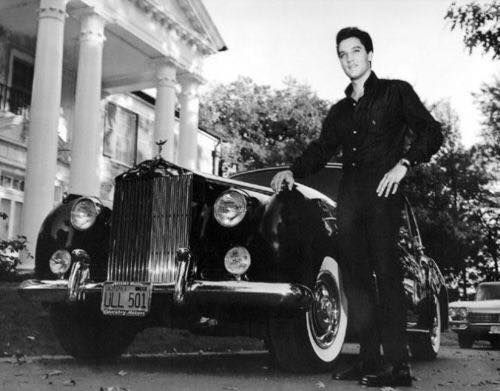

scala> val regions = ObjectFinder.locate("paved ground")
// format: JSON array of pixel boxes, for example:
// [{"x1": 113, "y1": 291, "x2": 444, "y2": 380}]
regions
[{"x1": 0, "y1": 344, "x2": 499, "y2": 391}]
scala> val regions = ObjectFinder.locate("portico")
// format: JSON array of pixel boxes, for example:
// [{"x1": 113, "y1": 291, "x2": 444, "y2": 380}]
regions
[{"x1": 0, "y1": 0, "x2": 226, "y2": 266}]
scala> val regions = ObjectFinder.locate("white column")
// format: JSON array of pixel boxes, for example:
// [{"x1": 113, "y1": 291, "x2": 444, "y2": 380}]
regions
[
  {"x1": 153, "y1": 60, "x2": 177, "y2": 161},
  {"x1": 69, "y1": 11, "x2": 105, "y2": 196},
  {"x1": 23, "y1": 0, "x2": 68, "y2": 263},
  {"x1": 178, "y1": 75, "x2": 201, "y2": 170}
]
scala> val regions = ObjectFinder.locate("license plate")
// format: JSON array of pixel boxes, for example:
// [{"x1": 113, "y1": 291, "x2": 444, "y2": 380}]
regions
[
  {"x1": 490, "y1": 325, "x2": 500, "y2": 334},
  {"x1": 101, "y1": 283, "x2": 152, "y2": 317}
]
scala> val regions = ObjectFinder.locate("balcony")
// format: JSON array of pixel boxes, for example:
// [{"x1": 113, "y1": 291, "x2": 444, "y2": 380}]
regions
[{"x1": 0, "y1": 83, "x2": 31, "y2": 116}]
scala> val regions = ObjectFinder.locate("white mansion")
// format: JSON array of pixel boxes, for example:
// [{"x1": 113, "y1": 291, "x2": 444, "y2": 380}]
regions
[{"x1": 0, "y1": 0, "x2": 226, "y2": 268}]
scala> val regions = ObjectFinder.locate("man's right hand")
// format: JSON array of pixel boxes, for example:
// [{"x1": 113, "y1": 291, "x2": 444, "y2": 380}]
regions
[{"x1": 270, "y1": 170, "x2": 295, "y2": 193}]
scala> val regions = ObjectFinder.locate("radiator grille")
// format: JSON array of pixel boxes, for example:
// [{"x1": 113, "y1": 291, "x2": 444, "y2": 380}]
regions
[
  {"x1": 468, "y1": 313, "x2": 500, "y2": 323},
  {"x1": 107, "y1": 174, "x2": 193, "y2": 283}
]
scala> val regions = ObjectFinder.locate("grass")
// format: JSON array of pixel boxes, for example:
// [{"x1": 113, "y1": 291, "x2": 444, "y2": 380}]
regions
[{"x1": 0, "y1": 282, "x2": 263, "y2": 358}]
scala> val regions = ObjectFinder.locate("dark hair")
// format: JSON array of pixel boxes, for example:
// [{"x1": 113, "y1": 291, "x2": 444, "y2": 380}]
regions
[{"x1": 336, "y1": 27, "x2": 373, "y2": 53}]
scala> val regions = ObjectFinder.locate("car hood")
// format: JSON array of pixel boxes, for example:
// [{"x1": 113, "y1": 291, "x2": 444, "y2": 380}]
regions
[{"x1": 449, "y1": 300, "x2": 500, "y2": 313}]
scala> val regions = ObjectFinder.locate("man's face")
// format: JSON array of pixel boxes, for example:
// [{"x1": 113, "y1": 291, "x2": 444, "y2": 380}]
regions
[{"x1": 337, "y1": 37, "x2": 373, "y2": 80}]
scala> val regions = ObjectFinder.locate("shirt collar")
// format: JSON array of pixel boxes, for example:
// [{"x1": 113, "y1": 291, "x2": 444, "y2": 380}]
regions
[{"x1": 344, "y1": 71, "x2": 379, "y2": 98}]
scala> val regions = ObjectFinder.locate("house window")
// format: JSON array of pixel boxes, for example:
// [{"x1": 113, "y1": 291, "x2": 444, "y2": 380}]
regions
[
  {"x1": 103, "y1": 102, "x2": 139, "y2": 166},
  {"x1": 0, "y1": 174, "x2": 24, "y2": 191},
  {"x1": 0, "y1": 199, "x2": 23, "y2": 240},
  {"x1": 7, "y1": 50, "x2": 34, "y2": 115}
]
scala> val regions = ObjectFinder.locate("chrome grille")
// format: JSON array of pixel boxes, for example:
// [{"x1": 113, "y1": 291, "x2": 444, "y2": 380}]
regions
[
  {"x1": 107, "y1": 174, "x2": 193, "y2": 283},
  {"x1": 468, "y1": 313, "x2": 500, "y2": 323}
]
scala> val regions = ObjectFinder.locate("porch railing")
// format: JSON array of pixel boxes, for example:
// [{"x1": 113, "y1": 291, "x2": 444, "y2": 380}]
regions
[{"x1": 0, "y1": 83, "x2": 31, "y2": 116}]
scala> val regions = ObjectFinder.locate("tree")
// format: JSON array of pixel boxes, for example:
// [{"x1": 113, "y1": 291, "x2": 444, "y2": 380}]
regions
[
  {"x1": 445, "y1": 1, "x2": 500, "y2": 59},
  {"x1": 404, "y1": 100, "x2": 495, "y2": 295},
  {"x1": 199, "y1": 76, "x2": 330, "y2": 172},
  {"x1": 474, "y1": 78, "x2": 500, "y2": 157}
]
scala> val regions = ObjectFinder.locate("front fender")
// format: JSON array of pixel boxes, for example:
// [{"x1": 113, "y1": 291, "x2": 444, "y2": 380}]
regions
[
  {"x1": 35, "y1": 195, "x2": 111, "y2": 281},
  {"x1": 260, "y1": 189, "x2": 332, "y2": 286}
]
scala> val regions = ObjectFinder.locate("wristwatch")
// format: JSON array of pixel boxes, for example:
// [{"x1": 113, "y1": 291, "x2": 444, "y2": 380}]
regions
[{"x1": 399, "y1": 158, "x2": 411, "y2": 169}]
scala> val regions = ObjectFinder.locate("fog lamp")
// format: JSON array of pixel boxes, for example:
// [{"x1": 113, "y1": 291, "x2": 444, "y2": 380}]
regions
[
  {"x1": 224, "y1": 246, "x2": 251, "y2": 277},
  {"x1": 49, "y1": 250, "x2": 71, "y2": 276}
]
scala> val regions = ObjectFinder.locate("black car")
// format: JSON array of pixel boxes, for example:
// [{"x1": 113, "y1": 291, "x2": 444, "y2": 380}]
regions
[{"x1": 19, "y1": 158, "x2": 448, "y2": 371}]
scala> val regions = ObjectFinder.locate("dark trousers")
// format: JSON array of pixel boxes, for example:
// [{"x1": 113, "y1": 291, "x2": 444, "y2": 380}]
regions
[{"x1": 337, "y1": 173, "x2": 408, "y2": 365}]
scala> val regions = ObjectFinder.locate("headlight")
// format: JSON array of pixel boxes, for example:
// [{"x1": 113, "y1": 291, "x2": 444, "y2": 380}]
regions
[
  {"x1": 49, "y1": 250, "x2": 71, "y2": 276},
  {"x1": 224, "y1": 246, "x2": 251, "y2": 277},
  {"x1": 71, "y1": 197, "x2": 100, "y2": 230},
  {"x1": 449, "y1": 307, "x2": 468, "y2": 320},
  {"x1": 214, "y1": 190, "x2": 247, "y2": 227}
]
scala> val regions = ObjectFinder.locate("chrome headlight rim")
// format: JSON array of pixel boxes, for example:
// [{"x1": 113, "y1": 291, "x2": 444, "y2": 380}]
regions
[
  {"x1": 70, "y1": 197, "x2": 101, "y2": 231},
  {"x1": 213, "y1": 189, "x2": 248, "y2": 227}
]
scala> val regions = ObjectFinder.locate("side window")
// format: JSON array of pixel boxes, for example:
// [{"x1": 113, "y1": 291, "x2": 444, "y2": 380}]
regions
[{"x1": 7, "y1": 50, "x2": 34, "y2": 115}]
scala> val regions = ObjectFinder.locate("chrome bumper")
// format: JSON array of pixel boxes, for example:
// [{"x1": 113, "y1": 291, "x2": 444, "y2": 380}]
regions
[{"x1": 18, "y1": 279, "x2": 313, "y2": 309}]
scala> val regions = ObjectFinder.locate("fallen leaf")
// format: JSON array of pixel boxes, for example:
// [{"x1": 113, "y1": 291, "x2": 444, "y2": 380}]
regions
[
  {"x1": 117, "y1": 370, "x2": 127, "y2": 377},
  {"x1": 380, "y1": 387, "x2": 396, "y2": 391},
  {"x1": 315, "y1": 380, "x2": 325, "y2": 389},
  {"x1": 62, "y1": 379, "x2": 76, "y2": 387},
  {"x1": 26, "y1": 336, "x2": 36, "y2": 341},
  {"x1": 222, "y1": 386, "x2": 239, "y2": 391},
  {"x1": 48, "y1": 370, "x2": 63, "y2": 377}
]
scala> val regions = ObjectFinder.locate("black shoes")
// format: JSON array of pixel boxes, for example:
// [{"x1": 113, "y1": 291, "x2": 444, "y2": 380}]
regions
[
  {"x1": 360, "y1": 362, "x2": 413, "y2": 387},
  {"x1": 332, "y1": 361, "x2": 378, "y2": 381}
]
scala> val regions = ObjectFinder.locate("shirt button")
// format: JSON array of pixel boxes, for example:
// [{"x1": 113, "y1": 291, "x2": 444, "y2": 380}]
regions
[
  {"x1": 352, "y1": 102, "x2": 356, "y2": 107},
  {"x1": 352, "y1": 147, "x2": 357, "y2": 152},
  {"x1": 352, "y1": 162, "x2": 357, "y2": 167},
  {"x1": 353, "y1": 130, "x2": 357, "y2": 134}
]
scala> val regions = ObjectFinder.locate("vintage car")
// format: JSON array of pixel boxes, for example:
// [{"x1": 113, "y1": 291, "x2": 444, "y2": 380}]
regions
[
  {"x1": 449, "y1": 281, "x2": 500, "y2": 349},
  {"x1": 19, "y1": 158, "x2": 448, "y2": 371}
]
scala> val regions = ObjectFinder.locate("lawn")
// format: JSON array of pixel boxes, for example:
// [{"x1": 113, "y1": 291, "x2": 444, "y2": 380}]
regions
[{"x1": 0, "y1": 282, "x2": 264, "y2": 358}]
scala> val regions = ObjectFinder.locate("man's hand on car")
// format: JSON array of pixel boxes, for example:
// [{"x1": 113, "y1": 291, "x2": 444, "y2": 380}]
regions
[
  {"x1": 271, "y1": 170, "x2": 295, "y2": 193},
  {"x1": 376, "y1": 162, "x2": 408, "y2": 198}
]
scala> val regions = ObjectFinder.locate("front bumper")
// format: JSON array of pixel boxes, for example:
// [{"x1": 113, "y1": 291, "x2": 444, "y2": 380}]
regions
[{"x1": 18, "y1": 279, "x2": 314, "y2": 309}]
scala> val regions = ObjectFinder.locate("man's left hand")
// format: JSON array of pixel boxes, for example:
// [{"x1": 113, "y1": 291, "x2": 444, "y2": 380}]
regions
[{"x1": 376, "y1": 163, "x2": 408, "y2": 197}]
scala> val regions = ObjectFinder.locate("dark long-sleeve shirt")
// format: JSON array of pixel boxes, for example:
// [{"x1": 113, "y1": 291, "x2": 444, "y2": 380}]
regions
[{"x1": 290, "y1": 72, "x2": 443, "y2": 179}]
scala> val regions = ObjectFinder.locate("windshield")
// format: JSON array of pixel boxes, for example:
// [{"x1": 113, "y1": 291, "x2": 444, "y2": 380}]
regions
[{"x1": 476, "y1": 285, "x2": 500, "y2": 301}]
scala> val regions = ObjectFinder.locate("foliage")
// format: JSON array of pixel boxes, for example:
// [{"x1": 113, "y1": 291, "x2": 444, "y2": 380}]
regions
[
  {"x1": 0, "y1": 235, "x2": 29, "y2": 280},
  {"x1": 474, "y1": 78, "x2": 500, "y2": 157},
  {"x1": 199, "y1": 76, "x2": 330, "y2": 172},
  {"x1": 404, "y1": 100, "x2": 498, "y2": 291},
  {"x1": 0, "y1": 213, "x2": 30, "y2": 280},
  {"x1": 445, "y1": 1, "x2": 500, "y2": 59}
]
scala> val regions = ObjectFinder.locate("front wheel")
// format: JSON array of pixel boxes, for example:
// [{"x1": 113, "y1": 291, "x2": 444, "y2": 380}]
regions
[
  {"x1": 409, "y1": 294, "x2": 441, "y2": 360},
  {"x1": 49, "y1": 303, "x2": 139, "y2": 361},
  {"x1": 268, "y1": 256, "x2": 348, "y2": 372}
]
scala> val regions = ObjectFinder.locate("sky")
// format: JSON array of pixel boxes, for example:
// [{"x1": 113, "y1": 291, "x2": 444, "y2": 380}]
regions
[{"x1": 201, "y1": 0, "x2": 499, "y2": 147}]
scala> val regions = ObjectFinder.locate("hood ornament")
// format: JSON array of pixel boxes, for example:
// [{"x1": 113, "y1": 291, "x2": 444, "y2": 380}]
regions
[{"x1": 156, "y1": 139, "x2": 167, "y2": 159}]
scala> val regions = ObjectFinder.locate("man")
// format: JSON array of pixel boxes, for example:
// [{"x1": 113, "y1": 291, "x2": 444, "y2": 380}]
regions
[{"x1": 270, "y1": 27, "x2": 443, "y2": 387}]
